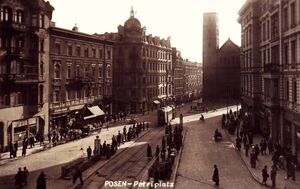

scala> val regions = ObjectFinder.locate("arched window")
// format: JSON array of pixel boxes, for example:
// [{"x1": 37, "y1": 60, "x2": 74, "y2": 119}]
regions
[
  {"x1": 2, "y1": 6, "x2": 12, "y2": 22},
  {"x1": 15, "y1": 10, "x2": 24, "y2": 23}
]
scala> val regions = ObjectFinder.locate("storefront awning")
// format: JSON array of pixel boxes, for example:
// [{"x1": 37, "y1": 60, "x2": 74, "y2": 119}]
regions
[
  {"x1": 84, "y1": 106, "x2": 105, "y2": 120},
  {"x1": 153, "y1": 100, "x2": 160, "y2": 104},
  {"x1": 33, "y1": 111, "x2": 45, "y2": 120}
]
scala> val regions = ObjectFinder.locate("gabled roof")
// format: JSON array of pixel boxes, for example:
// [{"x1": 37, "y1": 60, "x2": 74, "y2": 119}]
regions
[{"x1": 219, "y1": 38, "x2": 240, "y2": 52}]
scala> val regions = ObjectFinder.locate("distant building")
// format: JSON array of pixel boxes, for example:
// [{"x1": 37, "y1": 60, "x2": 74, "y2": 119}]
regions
[
  {"x1": 0, "y1": 0, "x2": 54, "y2": 150},
  {"x1": 202, "y1": 13, "x2": 240, "y2": 101},
  {"x1": 183, "y1": 61, "x2": 202, "y2": 101},
  {"x1": 100, "y1": 8, "x2": 173, "y2": 113},
  {"x1": 172, "y1": 48, "x2": 202, "y2": 103}
]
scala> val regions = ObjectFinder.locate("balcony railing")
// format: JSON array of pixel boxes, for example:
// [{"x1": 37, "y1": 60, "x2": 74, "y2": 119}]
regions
[
  {"x1": 6, "y1": 47, "x2": 25, "y2": 57},
  {"x1": 0, "y1": 73, "x2": 38, "y2": 83},
  {"x1": 283, "y1": 63, "x2": 300, "y2": 71},
  {"x1": 0, "y1": 21, "x2": 27, "y2": 32}
]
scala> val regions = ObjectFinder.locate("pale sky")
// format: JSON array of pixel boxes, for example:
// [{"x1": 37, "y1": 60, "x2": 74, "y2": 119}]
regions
[{"x1": 47, "y1": 0, "x2": 246, "y2": 63}]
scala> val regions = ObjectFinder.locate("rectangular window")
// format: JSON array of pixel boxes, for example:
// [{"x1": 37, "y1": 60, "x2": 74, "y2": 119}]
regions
[
  {"x1": 99, "y1": 66, "x2": 103, "y2": 78},
  {"x1": 91, "y1": 65, "x2": 95, "y2": 77},
  {"x1": 291, "y1": 40, "x2": 296, "y2": 68},
  {"x1": 39, "y1": 14, "x2": 45, "y2": 28},
  {"x1": 67, "y1": 45, "x2": 72, "y2": 56},
  {"x1": 283, "y1": 44, "x2": 288, "y2": 65},
  {"x1": 67, "y1": 65, "x2": 71, "y2": 79},
  {"x1": 99, "y1": 49, "x2": 103, "y2": 59},
  {"x1": 66, "y1": 90, "x2": 70, "y2": 101},
  {"x1": 290, "y1": 3, "x2": 296, "y2": 27},
  {"x1": 40, "y1": 40, "x2": 44, "y2": 52},
  {"x1": 53, "y1": 91, "x2": 60, "y2": 102},
  {"x1": 286, "y1": 79, "x2": 289, "y2": 101},
  {"x1": 283, "y1": 8, "x2": 288, "y2": 30},
  {"x1": 84, "y1": 47, "x2": 88, "y2": 58},
  {"x1": 92, "y1": 48, "x2": 96, "y2": 58},
  {"x1": 293, "y1": 80, "x2": 297, "y2": 102},
  {"x1": 76, "y1": 46, "x2": 81, "y2": 56},
  {"x1": 107, "y1": 50, "x2": 111, "y2": 59},
  {"x1": 55, "y1": 43, "x2": 61, "y2": 55},
  {"x1": 76, "y1": 65, "x2": 80, "y2": 78}
]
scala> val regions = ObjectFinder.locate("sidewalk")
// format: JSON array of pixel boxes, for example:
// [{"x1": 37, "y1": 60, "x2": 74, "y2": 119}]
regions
[{"x1": 224, "y1": 127, "x2": 300, "y2": 189}]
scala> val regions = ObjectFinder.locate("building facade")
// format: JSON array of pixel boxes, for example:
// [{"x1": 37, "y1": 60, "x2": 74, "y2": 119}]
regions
[
  {"x1": 109, "y1": 8, "x2": 173, "y2": 113},
  {"x1": 48, "y1": 26, "x2": 114, "y2": 131},
  {"x1": 239, "y1": 0, "x2": 300, "y2": 164},
  {"x1": 172, "y1": 48, "x2": 185, "y2": 104},
  {"x1": 0, "y1": 0, "x2": 53, "y2": 150},
  {"x1": 183, "y1": 60, "x2": 202, "y2": 101},
  {"x1": 202, "y1": 13, "x2": 241, "y2": 102}
]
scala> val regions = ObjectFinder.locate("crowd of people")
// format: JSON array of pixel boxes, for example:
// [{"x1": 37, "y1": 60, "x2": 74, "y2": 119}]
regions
[
  {"x1": 148, "y1": 123, "x2": 183, "y2": 182},
  {"x1": 222, "y1": 109, "x2": 297, "y2": 187}
]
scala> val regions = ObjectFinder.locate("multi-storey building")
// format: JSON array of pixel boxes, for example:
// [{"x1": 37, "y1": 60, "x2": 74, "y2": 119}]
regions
[
  {"x1": 102, "y1": 8, "x2": 173, "y2": 113},
  {"x1": 48, "y1": 25, "x2": 114, "y2": 130},
  {"x1": 202, "y1": 13, "x2": 241, "y2": 101},
  {"x1": 239, "y1": 0, "x2": 300, "y2": 164},
  {"x1": 0, "y1": 0, "x2": 53, "y2": 151},
  {"x1": 183, "y1": 60, "x2": 202, "y2": 101},
  {"x1": 172, "y1": 48, "x2": 185, "y2": 103}
]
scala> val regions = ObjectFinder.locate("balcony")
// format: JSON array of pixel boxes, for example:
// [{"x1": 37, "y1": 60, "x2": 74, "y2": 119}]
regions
[
  {"x1": 0, "y1": 73, "x2": 38, "y2": 84},
  {"x1": 0, "y1": 21, "x2": 27, "y2": 32},
  {"x1": 6, "y1": 47, "x2": 25, "y2": 58},
  {"x1": 283, "y1": 63, "x2": 300, "y2": 71},
  {"x1": 52, "y1": 78, "x2": 61, "y2": 86},
  {"x1": 263, "y1": 63, "x2": 281, "y2": 73}
]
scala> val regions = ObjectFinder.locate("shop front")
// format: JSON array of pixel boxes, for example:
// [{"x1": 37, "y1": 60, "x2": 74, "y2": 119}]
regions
[{"x1": 9, "y1": 117, "x2": 38, "y2": 144}]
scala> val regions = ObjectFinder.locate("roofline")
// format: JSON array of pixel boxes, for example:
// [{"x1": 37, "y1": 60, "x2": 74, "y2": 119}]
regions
[
  {"x1": 238, "y1": 0, "x2": 257, "y2": 15},
  {"x1": 49, "y1": 27, "x2": 115, "y2": 45}
]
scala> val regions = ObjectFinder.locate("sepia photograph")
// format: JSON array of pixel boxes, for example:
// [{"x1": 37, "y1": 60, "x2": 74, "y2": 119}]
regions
[{"x1": 0, "y1": 0, "x2": 299, "y2": 188}]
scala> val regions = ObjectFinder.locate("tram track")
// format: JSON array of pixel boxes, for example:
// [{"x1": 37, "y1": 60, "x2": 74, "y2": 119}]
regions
[{"x1": 76, "y1": 127, "x2": 165, "y2": 189}]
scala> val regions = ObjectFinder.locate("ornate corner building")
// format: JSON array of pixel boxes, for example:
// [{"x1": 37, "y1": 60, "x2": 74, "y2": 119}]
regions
[
  {"x1": 238, "y1": 0, "x2": 300, "y2": 164},
  {"x1": 202, "y1": 13, "x2": 241, "y2": 102}
]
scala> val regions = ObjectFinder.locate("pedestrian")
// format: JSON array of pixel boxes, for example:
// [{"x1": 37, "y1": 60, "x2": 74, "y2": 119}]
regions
[
  {"x1": 9, "y1": 142, "x2": 14, "y2": 158},
  {"x1": 146, "y1": 122, "x2": 149, "y2": 129},
  {"x1": 87, "y1": 146, "x2": 92, "y2": 160},
  {"x1": 270, "y1": 166, "x2": 277, "y2": 187},
  {"x1": 147, "y1": 144, "x2": 152, "y2": 159},
  {"x1": 244, "y1": 142, "x2": 250, "y2": 157},
  {"x1": 250, "y1": 150, "x2": 256, "y2": 168},
  {"x1": 117, "y1": 131, "x2": 121, "y2": 147},
  {"x1": 268, "y1": 139, "x2": 274, "y2": 155},
  {"x1": 262, "y1": 165, "x2": 269, "y2": 185},
  {"x1": 254, "y1": 144, "x2": 259, "y2": 160},
  {"x1": 29, "y1": 134, "x2": 35, "y2": 148},
  {"x1": 37, "y1": 171, "x2": 47, "y2": 189},
  {"x1": 14, "y1": 141, "x2": 18, "y2": 158},
  {"x1": 15, "y1": 167, "x2": 23, "y2": 187},
  {"x1": 22, "y1": 142, "x2": 27, "y2": 157},
  {"x1": 23, "y1": 167, "x2": 29, "y2": 186},
  {"x1": 212, "y1": 165, "x2": 219, "y2": 186},
  {"x1": 73, "y1": 165, "x2": 83, "y2": 185},
  {"x1": 155, "y1": 145, "x2": 160, "y2": 157}
]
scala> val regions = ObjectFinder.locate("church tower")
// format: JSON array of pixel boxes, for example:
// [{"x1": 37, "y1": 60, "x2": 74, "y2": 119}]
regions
[{"x1": 202, "y1": 12, "x2": 219, "y2": 100}]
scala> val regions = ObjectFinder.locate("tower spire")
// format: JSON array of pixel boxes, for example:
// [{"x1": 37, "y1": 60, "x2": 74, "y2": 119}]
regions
[{"x1": 130, "y1": 6, "x2": 134, "y2": 17}]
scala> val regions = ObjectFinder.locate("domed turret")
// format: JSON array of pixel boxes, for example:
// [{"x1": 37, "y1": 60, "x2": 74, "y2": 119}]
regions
[{"x1": 124, "y1": 6, "x2": 141, "y2": 30}]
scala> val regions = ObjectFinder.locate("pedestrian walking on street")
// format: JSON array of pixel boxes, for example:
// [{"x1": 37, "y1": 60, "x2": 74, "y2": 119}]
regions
[
  {"x1": 37, "y1": 171, "x2": 47, "y2": 189},
  {"x1": 262, "y1": 165, "x2": 269, "y2": 185},
  {"x1": 244, "y1": 142, "x2": 250, "y2": 157},
  {"x1": 23, "y1": 167, "x2": 29, "y2": 186},
  {"x1": 147, "y1": 144, "x2": 152, "y2": 159},
  {"x1": 87, "y1": 146, "x2": 92, "y2": 160},
  {"x1": 15, "y1": 167, "x2": 23, "y2": 187},
  {"x1": 270, "y1": 166, "x2": 277, "y2": 187},
  {"x1": 14, "y1": 141, "x2": 18, "y2": 158},
  {"x1": 250, "y1": 150, "x2": 256, "y2": 168},
  {"x1": 22, "y1": 142, "x2": 27, "y2": 157},
  {"x1": 212, "y1": 165, "x2": 219, "y2": 186},
  {"x1": 72, "y1": 165, "x2": 83, "y2": 185}
]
